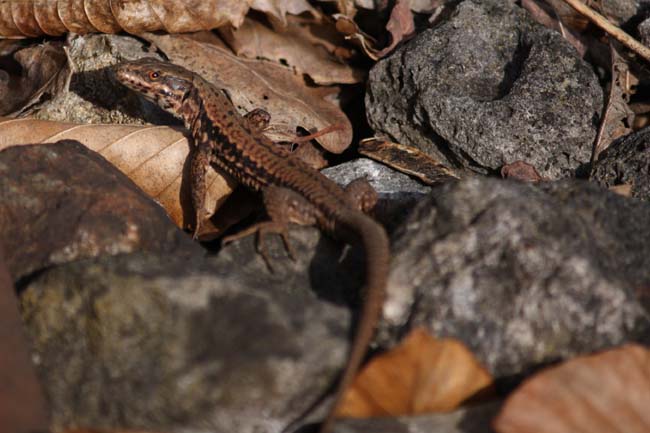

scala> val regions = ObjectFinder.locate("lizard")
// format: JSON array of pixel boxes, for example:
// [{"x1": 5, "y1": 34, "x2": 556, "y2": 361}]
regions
[{"x1": 114, "y1": 58, "x2": 390, "y2": 433}]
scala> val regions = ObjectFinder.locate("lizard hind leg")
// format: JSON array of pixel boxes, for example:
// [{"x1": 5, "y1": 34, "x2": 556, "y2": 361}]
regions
[
  {"x1": 344, "y1": 177, "x2": 378, "y2": 214},
  {"x1": 221, "y1": 185, "x2": 319, "y2": 269},
  {"x1": 243, "y1": 108, "x2": 271, "y2": 135}
]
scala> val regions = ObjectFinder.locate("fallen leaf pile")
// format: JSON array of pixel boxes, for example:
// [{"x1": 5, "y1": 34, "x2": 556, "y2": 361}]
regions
[{"x1": 336, "y1": 328, "x2": 494, "y2": 418}]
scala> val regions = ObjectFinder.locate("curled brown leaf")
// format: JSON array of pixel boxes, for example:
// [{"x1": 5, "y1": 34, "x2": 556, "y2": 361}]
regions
[
  {"x1": 220, "y1": 16, "x2": 364, "y2": 85},
  {"x1": 0, "y1": 118, "x2": 235, "y2": 231},
  {"x1": 334, "y1": 0, "x2": 415, "y2": 60},
  {"x1": 0, "y1": 0, "x2": 315, "y2": 38},
  {"x1": 359, "y1": 138, "x2": 460, "y2": 185},
  {"x1": 494, "y1": 344, "x2": 650, "y2": 433},
  {"x1": 591, "y1": 41, "x2": 635, "y2": 163},
  {"x1": 501, "y1": 161, "x2": 545, "y2": 183},
  {"x1": 336, "y1": 328, "x2": 493, "y2": 418}
]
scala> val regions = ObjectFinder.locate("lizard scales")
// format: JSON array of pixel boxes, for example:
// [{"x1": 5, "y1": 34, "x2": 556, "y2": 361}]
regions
[{"x1": 114, "y1": 58, "x2": 389, "y2": 433}]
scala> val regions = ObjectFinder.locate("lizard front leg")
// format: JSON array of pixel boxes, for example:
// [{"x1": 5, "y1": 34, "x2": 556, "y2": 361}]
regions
[
  {"x1": 190, "y1": 141, "x2": 213, "y2": 239},
  {"x1": 345, "y1": 177, "x2": 378, "y2": 214},
  {"x1": 222, "y1": 185, "x2": 320, "y2": 268}
]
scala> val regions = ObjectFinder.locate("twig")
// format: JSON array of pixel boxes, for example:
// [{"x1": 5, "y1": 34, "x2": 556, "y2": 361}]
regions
[
  {"x1": 291, "y1": 123, "x2": 343, "y2": 144},
  {"x1": 558, "y1": 0, "x2": 650, "y2": 62}
]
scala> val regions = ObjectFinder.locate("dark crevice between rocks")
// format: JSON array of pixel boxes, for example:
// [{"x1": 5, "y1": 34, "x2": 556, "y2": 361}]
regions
[
  {"x1": 411, "y1": 105, "x2": 473, "y2": 172},
  {"x1": 14, "y1": 266, "x2": 52, "y2": 295},
  {"x1": 496, "y1": 36, "x2": 530, "y2": 101}
]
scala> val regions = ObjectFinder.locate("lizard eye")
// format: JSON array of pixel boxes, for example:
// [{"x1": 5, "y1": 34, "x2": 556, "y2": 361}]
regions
[{"x1": 149, "y1": 71, "x2": 160, "y2": 80}]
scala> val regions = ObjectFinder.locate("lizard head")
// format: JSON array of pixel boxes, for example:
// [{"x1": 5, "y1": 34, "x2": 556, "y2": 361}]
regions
[{"x1": 114, "y1": 58, "x2": 195, "y2": 114}]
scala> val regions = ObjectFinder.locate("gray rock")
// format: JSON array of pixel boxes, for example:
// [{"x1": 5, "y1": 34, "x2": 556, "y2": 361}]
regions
[
  {"x1": 0, "y1": 140, "x2": 198, "y2": 280},
  {"x1": 383, "y1": 177, "x2": 650, "y2": 378},
  {"x1": 20, "y1": 230, "x2": 356, "y2": 433},
  {"x1": 322, "y1": 158, "x2": 432, "y2": 231},
  {"x1": 640, "y1": 15, "x2": 650, "y2": 47},
  {"x1": 591, "y1": 125, "x2": 650, "y2": 201},
  {"x1": 600, "y1": 0, "x2": 642, "y2": 24},
  {"x1": 366, "y1": 0, "x2": 603, "y2": 179}
]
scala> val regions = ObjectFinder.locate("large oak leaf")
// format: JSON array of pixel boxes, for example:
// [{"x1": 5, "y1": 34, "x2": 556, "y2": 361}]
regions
[
  {"x1": 494, "y1": 344, "x2": 650, "y2": 433},
  {"x1": 0, "y1": 118, "x2": 235, "y2": 230}
]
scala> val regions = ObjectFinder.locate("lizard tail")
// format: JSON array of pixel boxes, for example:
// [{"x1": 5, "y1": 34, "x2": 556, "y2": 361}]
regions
[{"x1": 320, "y1": 210, "x2": 390, "y2": 433}]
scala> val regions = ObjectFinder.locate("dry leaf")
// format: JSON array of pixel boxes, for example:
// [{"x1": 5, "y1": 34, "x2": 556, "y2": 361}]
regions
[
  {"x1": 333, "y1": 15, "x2": 379, "y2": 60},
  {"x1": 220, "y1": 16, "x2": 363, "y2": 85},
  {"x1": 0, "y1": 118, "x2": 235, "y2": 232},
  {"x1": 0, "y1": 42, "x2": 70, "y2": 116},
  {"x1": 359, "y1": 138, "x2": 460, "y2": 185},
  {"x1": 334, "y1": 0, "x2": 415, "y2": 60},
  {"x1": 375, "y1": 0, "x2": 415, "y2": 58},
  {"x1": 327, "y1": 0, "x2": 437, "y2": 14},
  {"x1": 144, "y1": 32, "x2": 353, "y2": 153},
  {"x1": 521, "y1": 0, "x2": 587, "y2": 56},
  {"x1": 591, "y1": 41, "x2": 635, "y2": 162},
  {"x1": 493, "y1": 344, "x2": 650, "y2": 433},
  {"x1": 248, "y1": 0, "x2": 318, "y2": 26},
  {"x1": 542, "y1": 0, "x2": 591, "y2": 31},
  {"x1": 0, "y1": 0, "x2": 318, "y2": 38},
  {"x1": 336, "y1": 327, "x2": 493, "y2": 418},
  {"x1": 501, "y1": 161, "x2": 545, "y2": 182},
  {"x1": 609, "y1": 183, "x2": 633, "y2": 197}
]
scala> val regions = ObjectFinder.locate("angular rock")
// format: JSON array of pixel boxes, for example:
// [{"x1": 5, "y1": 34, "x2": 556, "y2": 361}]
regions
[
  {"x1": 322, "y1": 158, "x2": 431, "y2": 231},
  {"x1": 0, "y1": 140, "x2": 198, "y2": 280},
  {"x1": 20, "y1": 231, "x2": 356, "y2": 433},
  {"x1": 384, "y1": 177, "x2": 650, "y2": 378},
  {"x1": 366, "y1": 0, "x2": 603, "y2": 179},
  {"x1": 591, "y1": 126, "x2": 650, "y2": 201}
]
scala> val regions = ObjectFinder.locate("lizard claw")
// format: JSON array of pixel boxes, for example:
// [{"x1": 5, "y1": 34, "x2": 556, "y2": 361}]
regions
[
  {"x1": 222, "y1": 221, "x2": 296, "y2": 266},
  {"x1": 279, "y1": 230, "x2": 296, "y2": 261}
]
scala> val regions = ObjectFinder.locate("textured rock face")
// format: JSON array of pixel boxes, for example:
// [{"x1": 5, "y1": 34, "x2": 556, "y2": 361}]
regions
[
  {"x1": 20, "y1": 238, "x2": 353, "y2": 433},
  {"x1": 0, "y1": 140, "x2": 198, "y2": 280},
  {"x1": 366, "y1": 0, "x2": 602, "y2": 179},
  {"x1": 591, "y1": 126, "x2": 650, "y2": 201},
  {"x1": 384, "y1": 178, "x2": 650, "y2": 378}
]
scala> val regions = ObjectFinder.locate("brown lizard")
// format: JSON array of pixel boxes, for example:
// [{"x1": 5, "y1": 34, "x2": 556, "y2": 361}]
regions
[{"x1": 114, "y1": 58, "x2": 389, "y2": 433}]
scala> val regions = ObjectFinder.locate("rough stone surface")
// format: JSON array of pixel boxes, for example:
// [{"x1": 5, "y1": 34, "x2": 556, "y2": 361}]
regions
[
  {"x1": 591, "y1": 126, "x2": 650, "y2": 201},
  {"x1": 20, "y1": 228, "x2": 358, "y2": 433},
  {"x1": 640, "y1": 15, "x2": 650, "y2": 47},
  {"x1": 0, "y1": 140, "x2": 198, "y2": 281},
  {"x1": 323, "y1": 158, "x2": 431, "y2": 231},
  {"x1": 383, "y1": 177, "x2": 650, "y2": 378},
  {"x1": 366, "y1": 0, "x2": 603, "y2": 179}
]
